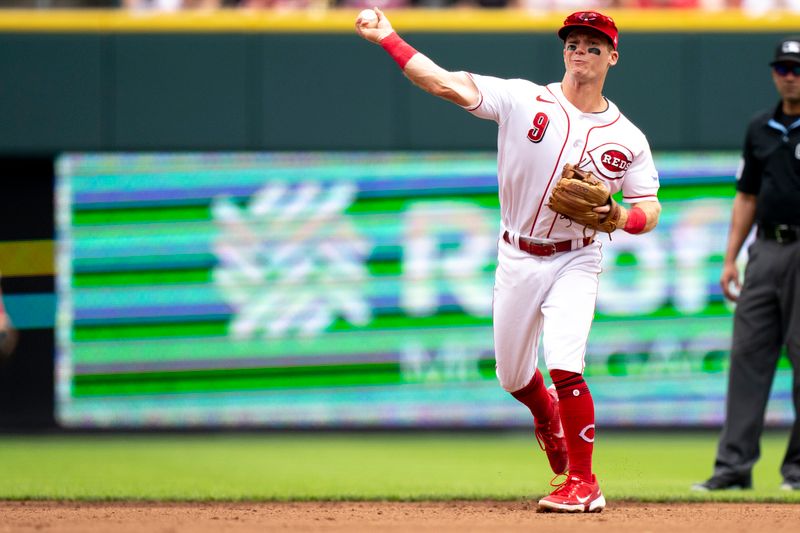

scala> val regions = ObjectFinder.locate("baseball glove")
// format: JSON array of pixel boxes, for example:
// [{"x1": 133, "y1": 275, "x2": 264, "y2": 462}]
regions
[{"x1": 547, "y1": 163, "x2": 621, "y2": 236}]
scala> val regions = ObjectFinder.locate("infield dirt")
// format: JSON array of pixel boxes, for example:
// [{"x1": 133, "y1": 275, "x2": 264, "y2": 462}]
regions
[{"x1": 1, "y1": 501, "x2": 798, "y2": 532}]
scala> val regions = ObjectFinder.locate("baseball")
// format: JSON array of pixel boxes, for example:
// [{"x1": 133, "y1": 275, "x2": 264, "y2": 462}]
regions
[{"x1": 358, "y1": 9, "x2": 378, "y2": 24}]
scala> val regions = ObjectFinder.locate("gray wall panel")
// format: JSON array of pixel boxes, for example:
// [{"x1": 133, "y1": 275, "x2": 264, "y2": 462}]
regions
[
  {"x1": 0, "y1": 34, "x2": 105, "y2": 151},
  {"x1": 0, "y1": 31, "x2": 790, "y2": 153},
  {"x1": 259, "y1": 35, "x2": 399, "y2": 150},
  {"x1": 691, "y1": 33, "x2": 778, "y2": 150},
  {"x1": 113, "y1": 34, "x2": 250, "y2": 150}
]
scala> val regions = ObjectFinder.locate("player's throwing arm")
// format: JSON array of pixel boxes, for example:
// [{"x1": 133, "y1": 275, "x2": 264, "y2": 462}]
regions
[
  {"x1": 355, "y1": 10, "x2": 659, "y2": 235},
  {"x1": 355, "y1": 8, "x2": 480, "y2": 108}
]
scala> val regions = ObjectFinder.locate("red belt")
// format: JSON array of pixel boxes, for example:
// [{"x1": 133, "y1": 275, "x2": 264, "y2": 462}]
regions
[{"x1": 503, "y1": 231, "x2": 592, "y2": 257}]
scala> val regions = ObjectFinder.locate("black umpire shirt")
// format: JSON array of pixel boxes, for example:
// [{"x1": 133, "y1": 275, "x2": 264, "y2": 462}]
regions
[{"x1": 736, "y1": 103, "x2": 800, "y2": 226}]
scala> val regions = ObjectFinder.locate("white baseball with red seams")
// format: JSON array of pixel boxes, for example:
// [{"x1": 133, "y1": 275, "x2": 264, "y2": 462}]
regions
[
  {"x1": 358, "y1": 9, "x2": 378, "y2": 23},
  {"x1": 463, "y1": 75, "x2": 659, "y2": 391}
]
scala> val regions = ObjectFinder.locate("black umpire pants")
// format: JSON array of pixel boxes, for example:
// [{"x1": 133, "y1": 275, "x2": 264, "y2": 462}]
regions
[{"x1": 714, "y1": 237, "x2": 800, "y2": 481}]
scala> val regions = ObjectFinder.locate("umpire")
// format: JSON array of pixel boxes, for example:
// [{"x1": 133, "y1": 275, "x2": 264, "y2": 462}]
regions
[{"x1": 694, "y1": 37, "x2": 800, "y2": 491}]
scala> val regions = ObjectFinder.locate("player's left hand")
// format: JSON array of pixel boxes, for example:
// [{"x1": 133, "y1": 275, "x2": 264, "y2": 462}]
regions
[
  {"x1": 592, "y1": 203, "x2": 619, "y2": 225},
  {"x1": 547, "y1": 164, "x2": 620, "y2": 235}
]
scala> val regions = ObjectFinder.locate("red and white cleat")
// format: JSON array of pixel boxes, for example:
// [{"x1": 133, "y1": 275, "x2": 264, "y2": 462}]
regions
[
  {"x1": 538, "y1": 474, "x2": 606, "y2": 513},
  {"x1": 534, "y1": 385, "x2": 568, "y2": 475}
]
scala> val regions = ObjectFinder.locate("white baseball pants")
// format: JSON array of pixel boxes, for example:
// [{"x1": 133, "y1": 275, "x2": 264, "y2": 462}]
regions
[{"x1": 492, "y1": 237, "x2": 602, "y2": 392}]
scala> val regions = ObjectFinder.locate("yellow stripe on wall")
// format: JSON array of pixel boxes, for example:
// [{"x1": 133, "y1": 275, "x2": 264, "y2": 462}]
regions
[
  {"x1": 0, "y1": 240, "x2": 54, "y2": 277},
  {"x1": 0, "y1": 9, "x2": 798, "y2": 33}
]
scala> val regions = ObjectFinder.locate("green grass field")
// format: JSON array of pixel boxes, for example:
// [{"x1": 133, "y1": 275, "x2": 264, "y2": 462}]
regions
[{"x1": 1, "y1": 430, "x2": 798, "y2": 502}]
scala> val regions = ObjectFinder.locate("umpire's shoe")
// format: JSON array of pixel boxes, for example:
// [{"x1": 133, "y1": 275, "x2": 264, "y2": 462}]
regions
[
  {"x1": 691, "y1": 471, "x2": 752, "y2": 491},
  {"x1": 780, "y1": 476, "x2": 800, "y2": 490}
]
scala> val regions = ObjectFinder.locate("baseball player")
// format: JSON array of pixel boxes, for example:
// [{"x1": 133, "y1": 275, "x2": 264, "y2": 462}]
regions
[{"x1": 356, "y1": 9, "x2": 661, "y2": 512}]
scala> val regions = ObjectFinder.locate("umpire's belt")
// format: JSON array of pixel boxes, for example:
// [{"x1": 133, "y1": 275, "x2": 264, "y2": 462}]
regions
[
  {"x1": 757, "y1": 223, "x2": 800, "y2": 244},
  {"x1": 503, "y1": 231, "x2": 592, "y2": 257}
]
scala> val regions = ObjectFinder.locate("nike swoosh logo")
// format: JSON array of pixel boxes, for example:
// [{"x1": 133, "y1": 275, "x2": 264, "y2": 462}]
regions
[
  {"x1": 553, "y1": 428, "x2": 564, "y2": 438},
  {"x1": 536, "y1": 95, "x2": 555, "y2": 104},
  {"x1": 577, "y1": 495, "x2": 591, "y2": 504}
]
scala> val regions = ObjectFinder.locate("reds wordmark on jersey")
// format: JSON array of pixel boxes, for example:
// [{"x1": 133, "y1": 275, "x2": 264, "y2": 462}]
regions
[{"x1": 465, "y1": 75, "x2": 659, "y2": 242}]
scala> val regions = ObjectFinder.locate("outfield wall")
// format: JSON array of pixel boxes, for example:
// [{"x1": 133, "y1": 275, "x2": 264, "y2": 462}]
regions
[
  {"x1": 0, "y1": 9, "x2": 798, "y2": 153},
  {"x1": 1, "y1": 9, "x2": 798, "y2": 428}
]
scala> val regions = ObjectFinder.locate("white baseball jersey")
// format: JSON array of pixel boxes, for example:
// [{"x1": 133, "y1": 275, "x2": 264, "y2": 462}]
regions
[
  {"x1": 465, "y1": 75, "x2": 659, "y2": 243},
  {"x1": 463, "y1": 74, "x2": 660, "y2": 388}
]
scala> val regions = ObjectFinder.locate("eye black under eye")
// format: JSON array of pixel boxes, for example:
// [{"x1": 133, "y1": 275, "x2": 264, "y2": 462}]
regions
[
  {"x1": 588, "y1": 47, "x2": 601, "y2": 55},
  {"x1": 567, "y1": 44, "x2": 577, "y2": 51}
]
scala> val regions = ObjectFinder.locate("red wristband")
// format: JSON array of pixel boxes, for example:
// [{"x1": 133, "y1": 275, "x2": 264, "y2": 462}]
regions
[
  {"x1": 380, "y1": 32, "x2": 418, "y2": 70},
  {"x1": 623, "y1": 205, "x2": 646, "y2": 234}
]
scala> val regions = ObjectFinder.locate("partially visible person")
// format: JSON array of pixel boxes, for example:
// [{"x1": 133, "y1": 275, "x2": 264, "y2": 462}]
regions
[
  {"x1": 693, "y1": 36, "x2": 800, "y2": 492},
  {"x1": 0, "y1": 276, "x2": 18, "y2": 360}
]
